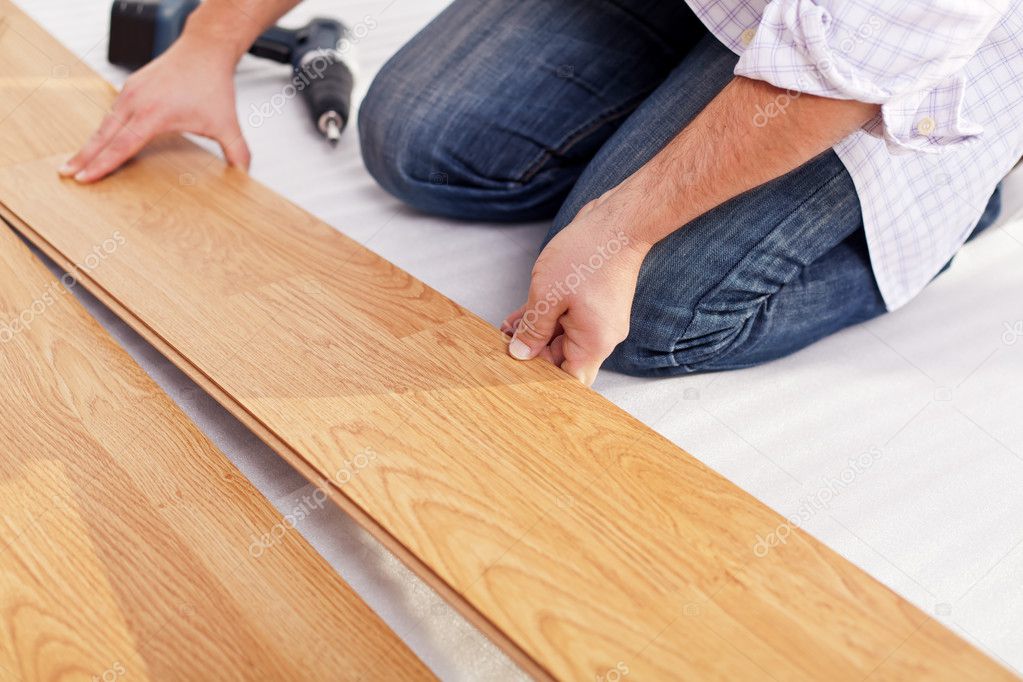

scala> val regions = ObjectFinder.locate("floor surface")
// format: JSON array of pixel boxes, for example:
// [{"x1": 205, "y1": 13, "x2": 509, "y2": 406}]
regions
[{"x1": 15, "y1": 1, "x2": 1023, "y2": 678}]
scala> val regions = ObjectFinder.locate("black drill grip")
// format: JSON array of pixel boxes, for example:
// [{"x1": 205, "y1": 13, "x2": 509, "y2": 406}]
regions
[
  {"x1": 249, "y1": 25, "x2": 296, "y2": 64},
  {"x1": 297, "y1": 57, "x2": 354, "y2": 129}
]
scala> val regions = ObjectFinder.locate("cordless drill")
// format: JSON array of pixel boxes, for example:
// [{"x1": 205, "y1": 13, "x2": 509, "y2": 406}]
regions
[{"x1": 107, "y1": 0, "x2": 355, "y2": 145}]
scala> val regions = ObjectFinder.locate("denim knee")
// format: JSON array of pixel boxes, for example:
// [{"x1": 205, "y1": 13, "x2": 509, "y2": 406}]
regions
[
  {"x1": 604, "y1": 290, "x2": 763, "y2": 377},
  {"x1": 358, "y1": 70, "x2": 445, "y2": 213},
  {"x1": 606, "y1": 319, "x2": 750, "y2": 377},
  {"x1": 358, "y1": 65, "x2": 571, "y2": 222}
]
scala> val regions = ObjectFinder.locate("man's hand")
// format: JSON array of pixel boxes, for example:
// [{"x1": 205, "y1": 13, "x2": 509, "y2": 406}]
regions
[
  {"x1": 504, "y1": 76, "x2": 879, "y2": 384},
  {"x1": 501, "y1": 192, "x2": 649, "y2": 386},
  {"x1": 60, "y1": 36, "x2": 247, "y2": 183},
  {"x1": 60, "y1": 0, "x2": 303, "y2": 183}
]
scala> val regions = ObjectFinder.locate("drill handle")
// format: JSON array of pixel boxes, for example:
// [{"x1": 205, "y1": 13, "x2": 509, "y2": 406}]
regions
[{"x1": 249, "y1": 25, "x2": 297, "y2": 64}]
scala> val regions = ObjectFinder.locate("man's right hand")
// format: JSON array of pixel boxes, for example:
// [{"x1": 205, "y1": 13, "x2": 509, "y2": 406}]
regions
[{"x1": 59, "y1": 34, "x2": 250, "y2": 183}]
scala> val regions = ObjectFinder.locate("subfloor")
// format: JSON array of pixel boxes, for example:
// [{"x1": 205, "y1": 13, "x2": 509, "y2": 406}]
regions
[{"x1": 17, "y1": 0, "x2": 1023, "y2": 678}]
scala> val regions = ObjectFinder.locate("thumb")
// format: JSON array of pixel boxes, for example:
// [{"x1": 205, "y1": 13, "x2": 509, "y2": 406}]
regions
[
  {"x1": 217, "y1": 119, "x2": 251, "y2": 170},
  {"x1": 509, "y1": 291, "x2": 566, "y2": 361}
]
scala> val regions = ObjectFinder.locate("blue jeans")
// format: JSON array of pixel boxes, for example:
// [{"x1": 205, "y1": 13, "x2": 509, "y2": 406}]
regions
[{"x1": 359, "y1": 0, "x2": 1001, "y2": 377}]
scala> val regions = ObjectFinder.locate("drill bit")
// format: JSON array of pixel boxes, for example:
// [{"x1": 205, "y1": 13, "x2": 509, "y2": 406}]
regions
[
  {"x1": 318, "y1": 111, "x2": 344, "y2": 148},
  {"x1": 325, "y1": 118, "x2": 341, "y2": 146}
]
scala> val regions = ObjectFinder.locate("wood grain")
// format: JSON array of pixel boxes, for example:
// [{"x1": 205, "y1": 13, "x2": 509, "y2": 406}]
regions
[
  {"x1": 0, "y1": 4, "x2": 110, "y2": 166},
  {"x1": 0, "y1": 2, "x2": 1013, "y2": 680},
  {"x1": 0, "y1": 193, "x2": 431, "y2": 677}
]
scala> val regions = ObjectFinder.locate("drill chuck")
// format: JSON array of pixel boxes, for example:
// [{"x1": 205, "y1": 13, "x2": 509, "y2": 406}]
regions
[
  {"x1": 295, "y1": 43, "x2": 355, "y2": 146},
  {"x1": 319, "y1": 111, "x2": 343, "y2": 145}
]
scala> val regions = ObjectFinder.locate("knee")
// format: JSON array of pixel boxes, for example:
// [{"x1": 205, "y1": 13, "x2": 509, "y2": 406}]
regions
[
  {"x1": 606, "y1": 323, "x2": 750, "y2": 377},
  {"x1": 604, "y1": 332, "x2": 693, "y2": 378},
  {"x1": 358, "y1": 61, "x2": 567, "y2": 222},
  {"x1": 358, "y1": 66, "x2": 447, "y2": 211},
  {"x1": 604, "y1": 300, "x2": 758, "y2": 377}
]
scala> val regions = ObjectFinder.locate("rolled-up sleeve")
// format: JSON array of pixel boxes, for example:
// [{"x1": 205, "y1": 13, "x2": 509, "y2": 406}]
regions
[{"x1": 734, "y1": 0, "x2": 1005, "y2": 153}]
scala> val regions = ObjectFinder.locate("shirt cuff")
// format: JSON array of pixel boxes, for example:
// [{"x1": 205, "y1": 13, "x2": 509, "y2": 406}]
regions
[{"x1": 733, "y1": 1, "x2": 985, "y2": 154}]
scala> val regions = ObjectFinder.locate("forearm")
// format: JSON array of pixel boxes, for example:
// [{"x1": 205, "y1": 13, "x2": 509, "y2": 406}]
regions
[
  {"x1": 608, "y1": 76, "x2": 879, "y2": 249},
  {"x1": 180, "y1": 0, "x2": 304, "y2": 63}
]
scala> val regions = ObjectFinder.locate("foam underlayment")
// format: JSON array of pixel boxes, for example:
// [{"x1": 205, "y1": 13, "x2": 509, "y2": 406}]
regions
[{"x1": 16, "y1": 1, "x2": 1023, "y2": 678}]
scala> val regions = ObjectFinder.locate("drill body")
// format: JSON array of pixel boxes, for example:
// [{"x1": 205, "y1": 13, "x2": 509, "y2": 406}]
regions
[
  {"x1": 108, "y1": 0, "x2": 354, "y2": 143},
  {"x1": 251, "y1": 20, "x2": 354, "y2": 143}
]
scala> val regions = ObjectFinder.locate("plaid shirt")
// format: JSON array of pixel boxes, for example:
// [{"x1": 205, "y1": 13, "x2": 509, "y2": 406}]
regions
[{"x1": 685, "y1": 0, "x2": 1022, "y2": 309}]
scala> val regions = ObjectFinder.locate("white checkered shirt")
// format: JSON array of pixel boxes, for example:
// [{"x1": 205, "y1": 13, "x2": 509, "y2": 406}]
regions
[{"x1": 685, "y1": 0, "x2": 1023, "y2": 309}]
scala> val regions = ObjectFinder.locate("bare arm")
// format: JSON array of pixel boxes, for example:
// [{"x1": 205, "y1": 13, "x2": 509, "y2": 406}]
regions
[
  {"x1": 178, "y1": 0, "x2": 304, "y2": 61},
  {"x1": 601, "y1": 76, "x2": 878, "y2": 250},
  {"x1": 61, "y1": 0, "x2": 304, "y2": 182},
  {"x1": 505, "y1": 77, "x2": 880, "y2": 384}
]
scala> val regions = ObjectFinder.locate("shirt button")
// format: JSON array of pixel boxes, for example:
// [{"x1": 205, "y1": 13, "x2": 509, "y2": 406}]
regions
[
  {"x1": 916, "y1": 116, "x2": 936, "y2": 136},
  {"x1": 740, "y1": 27, "x2": 757, "y2": 47}
]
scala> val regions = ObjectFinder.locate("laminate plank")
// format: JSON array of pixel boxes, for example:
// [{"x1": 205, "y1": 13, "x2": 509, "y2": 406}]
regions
[
  {"x1": 0, "y1": 202, "x2": 431, "y2": 677},
  {"x1": 0, "y1": 3, "x2": 111, "y2": 166},
  {"x1": 0, "y1": 2, "x2": 1012, "y2": 679}
]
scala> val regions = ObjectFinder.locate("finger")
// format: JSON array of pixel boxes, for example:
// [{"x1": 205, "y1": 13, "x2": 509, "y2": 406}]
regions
[
  {"x1": 74, "y1": 117, "x2": 154, "y2": 183},
  {"x1": 531, "y1": 329, "x2": 567, "y2": 364},
  {"x1": 60, "y1": 109, "x2": 130, "y2": 177},
  {"x1": 549, "y1": 334, "x2": 566, "y2": 367},
  {"x1": 216, "y1": 119, "x2": 251, "y2": 170},
  {"x1": 535, "y1": 344, "x2": 556, "y2": 364},
  {"x1": 501, "y1": 304, "x2": 528, "y2": 336},
  {"x1": 508, "y1": 292, "x2": 567, "y2": 361},
  {"x1": 558, "y1": 319, "x2": 626, "y2": 386},
  {"x1": 560, "y1": 335, "x2": 603, "y2": 387}
]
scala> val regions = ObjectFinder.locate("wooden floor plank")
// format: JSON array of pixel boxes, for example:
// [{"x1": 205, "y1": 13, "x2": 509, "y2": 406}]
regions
[
  {"x1": 0, "y1": 202, "x2": 431, "y2": 678},
  {"x1": 0, "y1": 2, "x2": 1012, "y2": 679}
]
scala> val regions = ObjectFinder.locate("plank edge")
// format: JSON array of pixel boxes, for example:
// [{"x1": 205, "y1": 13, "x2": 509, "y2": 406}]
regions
[{"x1": 0, "y1": 205, "x2": 552, "y2": 682}]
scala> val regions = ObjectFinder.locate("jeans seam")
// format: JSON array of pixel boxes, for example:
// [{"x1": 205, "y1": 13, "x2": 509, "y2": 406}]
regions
[{"x1": 516, "y1": 94, "x2": 651, "y2": 184}]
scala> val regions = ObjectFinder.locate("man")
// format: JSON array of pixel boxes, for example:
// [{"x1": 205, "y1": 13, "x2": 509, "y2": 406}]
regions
[{"x1": 61, "y1": 0, "x2": 1019, "y2": 386}]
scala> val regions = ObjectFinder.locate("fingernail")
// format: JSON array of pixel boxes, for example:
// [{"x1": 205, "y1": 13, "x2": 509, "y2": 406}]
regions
[
  {"x1": 508, "y1": 337, "x2": 531, "y2": 360},
  {"x1": 58, "y1": 163, "x2": 74, "y2": 176},
  {"x1": 73, "y1": 171, "x2": 87, "y2": 182},
  {"x1": 563, "y1": 365, "x2": 593, "y2": 385}
]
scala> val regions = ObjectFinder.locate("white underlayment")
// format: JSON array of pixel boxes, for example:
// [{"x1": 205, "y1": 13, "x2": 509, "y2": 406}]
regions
[{"x1": 15, "y1": 1, "x2": 1023, "y2": 678}]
